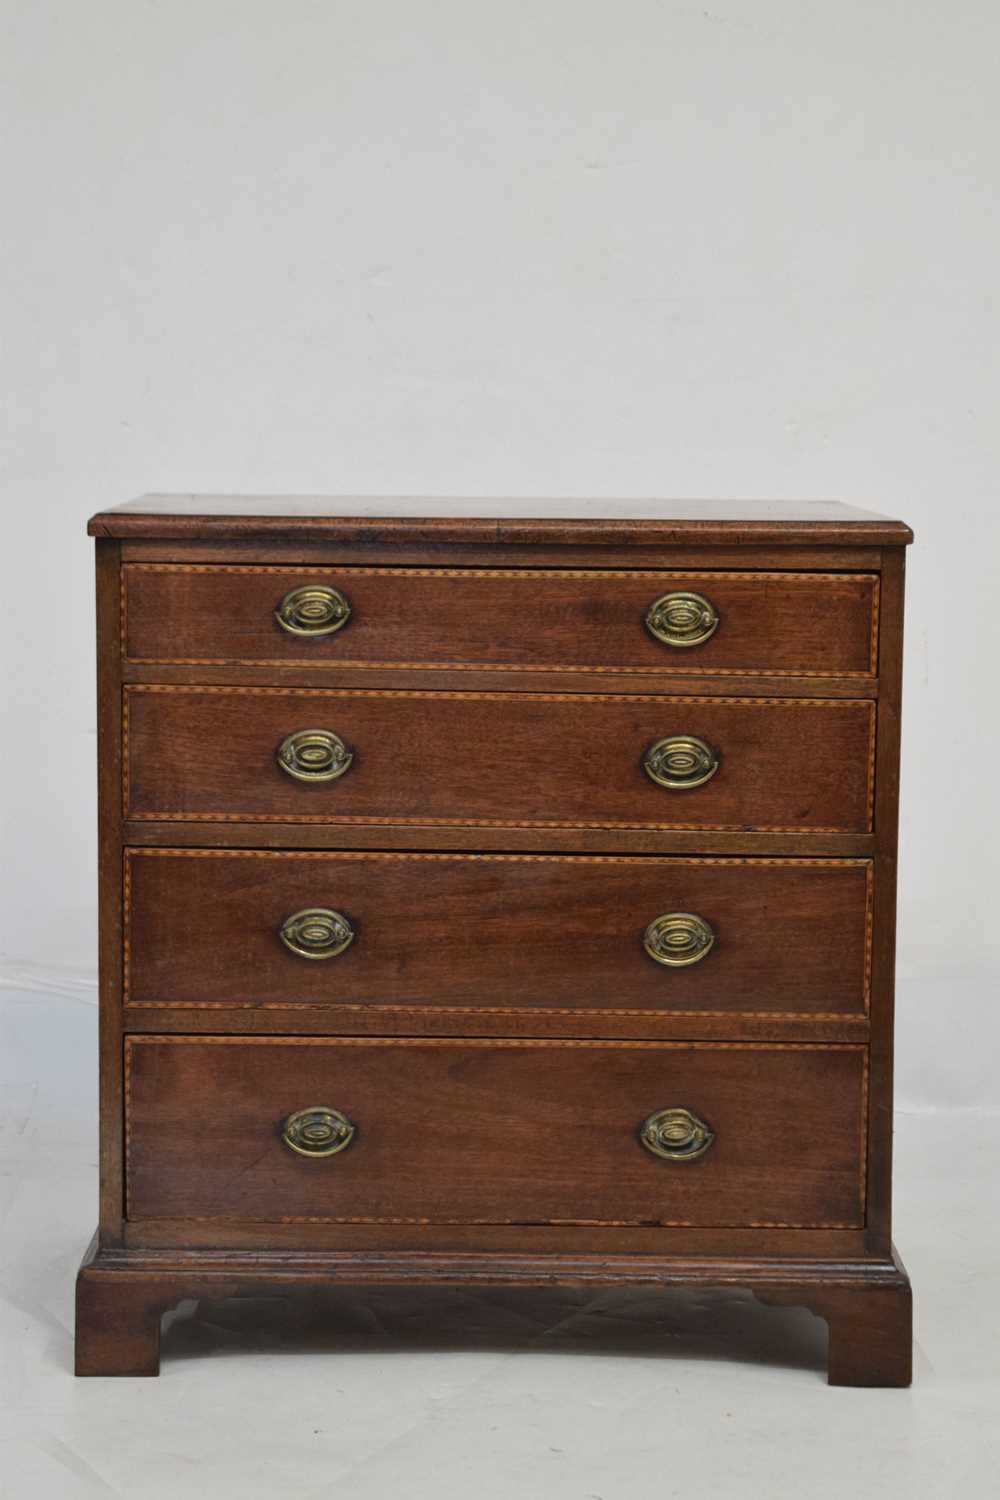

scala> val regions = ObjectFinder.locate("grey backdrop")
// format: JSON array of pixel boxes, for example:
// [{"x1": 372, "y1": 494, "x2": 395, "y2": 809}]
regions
[{"x1": 1, "y1": 1, "x2": 998, "y2": 1112}]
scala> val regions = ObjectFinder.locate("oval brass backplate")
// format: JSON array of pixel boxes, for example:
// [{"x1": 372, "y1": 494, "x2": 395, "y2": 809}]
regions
[
  {"x1": 276, "y1": 728, "x2": 353, "y2": 783},
  {"x1": 645, "y1": 591, "x2": 719, "y2": 648},
  {"x1": 643, "y1": 912, "x2": 715, "y2": 967},
  {"x1": 275, "y1": 584, "x2": 351, "y2": 637},
  {"x1": 279, "y1": 908, "x2": 355, "y2": 960},
  {"x1": 642, "y1": 735, "x2": 719, "y2": 790},
  {"x1": 281, "y1": 1106, "x2": 356, "y2": 1158},
  {"x1": 639, "y1": 1107, "x2": 714, "y2": 1162}
]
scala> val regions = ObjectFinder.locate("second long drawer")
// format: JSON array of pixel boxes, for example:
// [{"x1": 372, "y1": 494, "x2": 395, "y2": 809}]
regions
[
  {"x1": 124, "y1": 849, "x2": 872, "y2": 1018},
  {"x1": 123, "y1": 686, "x2": 875, "y2": 831}
]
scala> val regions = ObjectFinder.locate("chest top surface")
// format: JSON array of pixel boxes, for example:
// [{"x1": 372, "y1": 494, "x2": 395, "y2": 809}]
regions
[{"x1": 88, "y1": 495, "x2": 913, "y2": 546}]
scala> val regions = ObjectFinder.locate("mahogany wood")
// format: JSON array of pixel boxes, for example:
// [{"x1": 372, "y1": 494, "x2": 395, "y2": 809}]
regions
[
  {"x1": 95, "y1": 541, "x2": 125, "y2": 1244},
  {"x1": 76, "y1": 1237, "x2": 911, "y2": 1384},
  {"x1": 123, "y1": 818, "x2": 876, "y2": 857},
  {"x1": 124, "y1": 686, "x2": 876, "y2": 832},
  {"x1": 123, "y1": 660, "x2": 880, "y2": 700},
  {"x1": 865, "y1": 547, "x2": 907, "y2": 1253},
  {"x1": 123, "y1": 563, "x2": 878, "y2": 677},
  {"x1": 124, "y1": 849, "x2": 872, "y2": 1018},
  {"x1": 78, "y1": 499, "x2": 913, "y2": 1384},
  {"x1": 756, "y1": 1246, "x2": 912, "y2": 1386},
  {"x1": 124, "y1": 1037, "x2": 867, "y2": 1228},
  {"x1": 122, "y1": 1005, "x2": 869, "y2": 1044},
  {"x1": 121, "y1": 1219, "x2": 869, "y2": 1257},
  {"x1": 89, "y1": 495, "x2": 914, "y2": 548},
  {"x1": 120, "y1": 538, "x2": 885, "y2": 571}
]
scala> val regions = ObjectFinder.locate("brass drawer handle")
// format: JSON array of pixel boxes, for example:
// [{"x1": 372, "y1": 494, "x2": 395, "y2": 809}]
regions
[
  {"x1": 277, "y1": 728, "x2": 353, "y2": 783},
  {"x1": 275, "y1": 584, "x2": 351, "y2": 637},
  {"x1": 646, "y1": 591, "x2": 719, "y2": 648},
  {"x1": 279, "y1": 907, "x2": 355, "y2": 960},
  {"x1": 644, "y1": 912, "x2": 715, "y2": 967},
  {"x1": 281, "y1": 1106, "x2": 356, "y2": 1158},
  {"x1": 643, "y1": 735, "x2": 719, "y2": 790},
  {"x1": 640, "y1": 1108, "x2": 714, "y2": 1162}
]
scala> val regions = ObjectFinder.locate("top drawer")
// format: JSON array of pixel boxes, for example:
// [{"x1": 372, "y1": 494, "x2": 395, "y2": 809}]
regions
[{"x1": 122, "y1": 565, "x2": 879, "y2": 677}]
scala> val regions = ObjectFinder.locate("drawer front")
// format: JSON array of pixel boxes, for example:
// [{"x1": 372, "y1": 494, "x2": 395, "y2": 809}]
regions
[
  {"x1": 123, "y1": 564, "x2": 879, "y2": 677},
  {"x1": 124, "y1": 687, "x2": 875, "y2": 831},
  {"x1": 125, "y1": 850, "x2": 872, "y2": 1018},
  {"x1": 125, "y1": 1037, "x2": 868, "y2": 1227}
]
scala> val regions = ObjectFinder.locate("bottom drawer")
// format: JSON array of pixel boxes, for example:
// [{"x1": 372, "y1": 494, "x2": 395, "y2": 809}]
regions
[{"x1": 125, "y1": 1038, "x2": 867, "y2": 1229}]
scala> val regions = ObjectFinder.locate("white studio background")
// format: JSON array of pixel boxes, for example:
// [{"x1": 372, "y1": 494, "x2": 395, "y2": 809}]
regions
[{"x1": 1, "y1": 1, "x2": 998, "y2": 1114}]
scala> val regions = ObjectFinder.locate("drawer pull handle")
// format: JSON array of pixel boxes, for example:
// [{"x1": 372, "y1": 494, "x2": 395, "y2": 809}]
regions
[
  {"x1": 643, "y1": 735, "x2": 719, "y2": 790},
  {"x1": 281, "y1": 1106, "x2": 356, "y2": 1158},
  {"x1": 279, "y1": 907, "x2": 355, "y2": 960},
  {"x1": 646, "y1": 591, "x2": 719, "y2": 648},
  {"x1": 643, "y1": 913, "x2": 715, "y2": 967},
  {"x1": 277, "y1": 728, "x2": 353, "y2": 783},
  {"x1": 275, "y1": 584, "x2": 351, "y2": 637},
  {"x1": 640, "y1": 1108, "x2": 714, "y2": 1163}
]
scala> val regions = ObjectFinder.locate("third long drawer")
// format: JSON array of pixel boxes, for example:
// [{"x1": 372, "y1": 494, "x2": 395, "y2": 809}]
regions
[{"x1": 124, "y1": 849, "x2": 872, "y2": 1019}]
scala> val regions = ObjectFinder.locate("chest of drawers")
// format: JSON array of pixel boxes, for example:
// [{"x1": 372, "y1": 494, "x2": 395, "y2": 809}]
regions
[{"x1": 76, "y1": 498, "x2": 913, "y2": 1385}]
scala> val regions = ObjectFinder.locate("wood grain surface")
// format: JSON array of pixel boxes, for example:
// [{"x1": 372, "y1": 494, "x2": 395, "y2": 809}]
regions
[
  {"x1": 89, "y1": 494, "x2": 915, "y2": 547},
  {"x1": 125, "y1": 1037, "x2": 868, "y2": 1228},
  {"x1": 123, "y1": 686, "x2": 876, "y2": 831},
  {"x1": 122, "y1": 564, "x2": 879, "y2": 677},
  {"x1": 124, "y1": 850, "x2": 872, "y2": 1018},
  {"x1": 81, "y1": 505, "x2": 913, "y2": 1385},
  {"x1": 75, "y1": 1235, "x2": 911, "y2": 1384}
]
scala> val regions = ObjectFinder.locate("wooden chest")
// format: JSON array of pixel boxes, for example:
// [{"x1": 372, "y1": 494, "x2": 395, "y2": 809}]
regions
[{"x1": 77, "y1": 498, "x2": 913, "y2": 1385}]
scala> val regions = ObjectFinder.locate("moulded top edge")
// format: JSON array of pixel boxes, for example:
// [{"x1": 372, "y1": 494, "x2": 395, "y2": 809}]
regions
[{"x1": 87, "y1": 496, "x2": 914, "y2": 546}]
